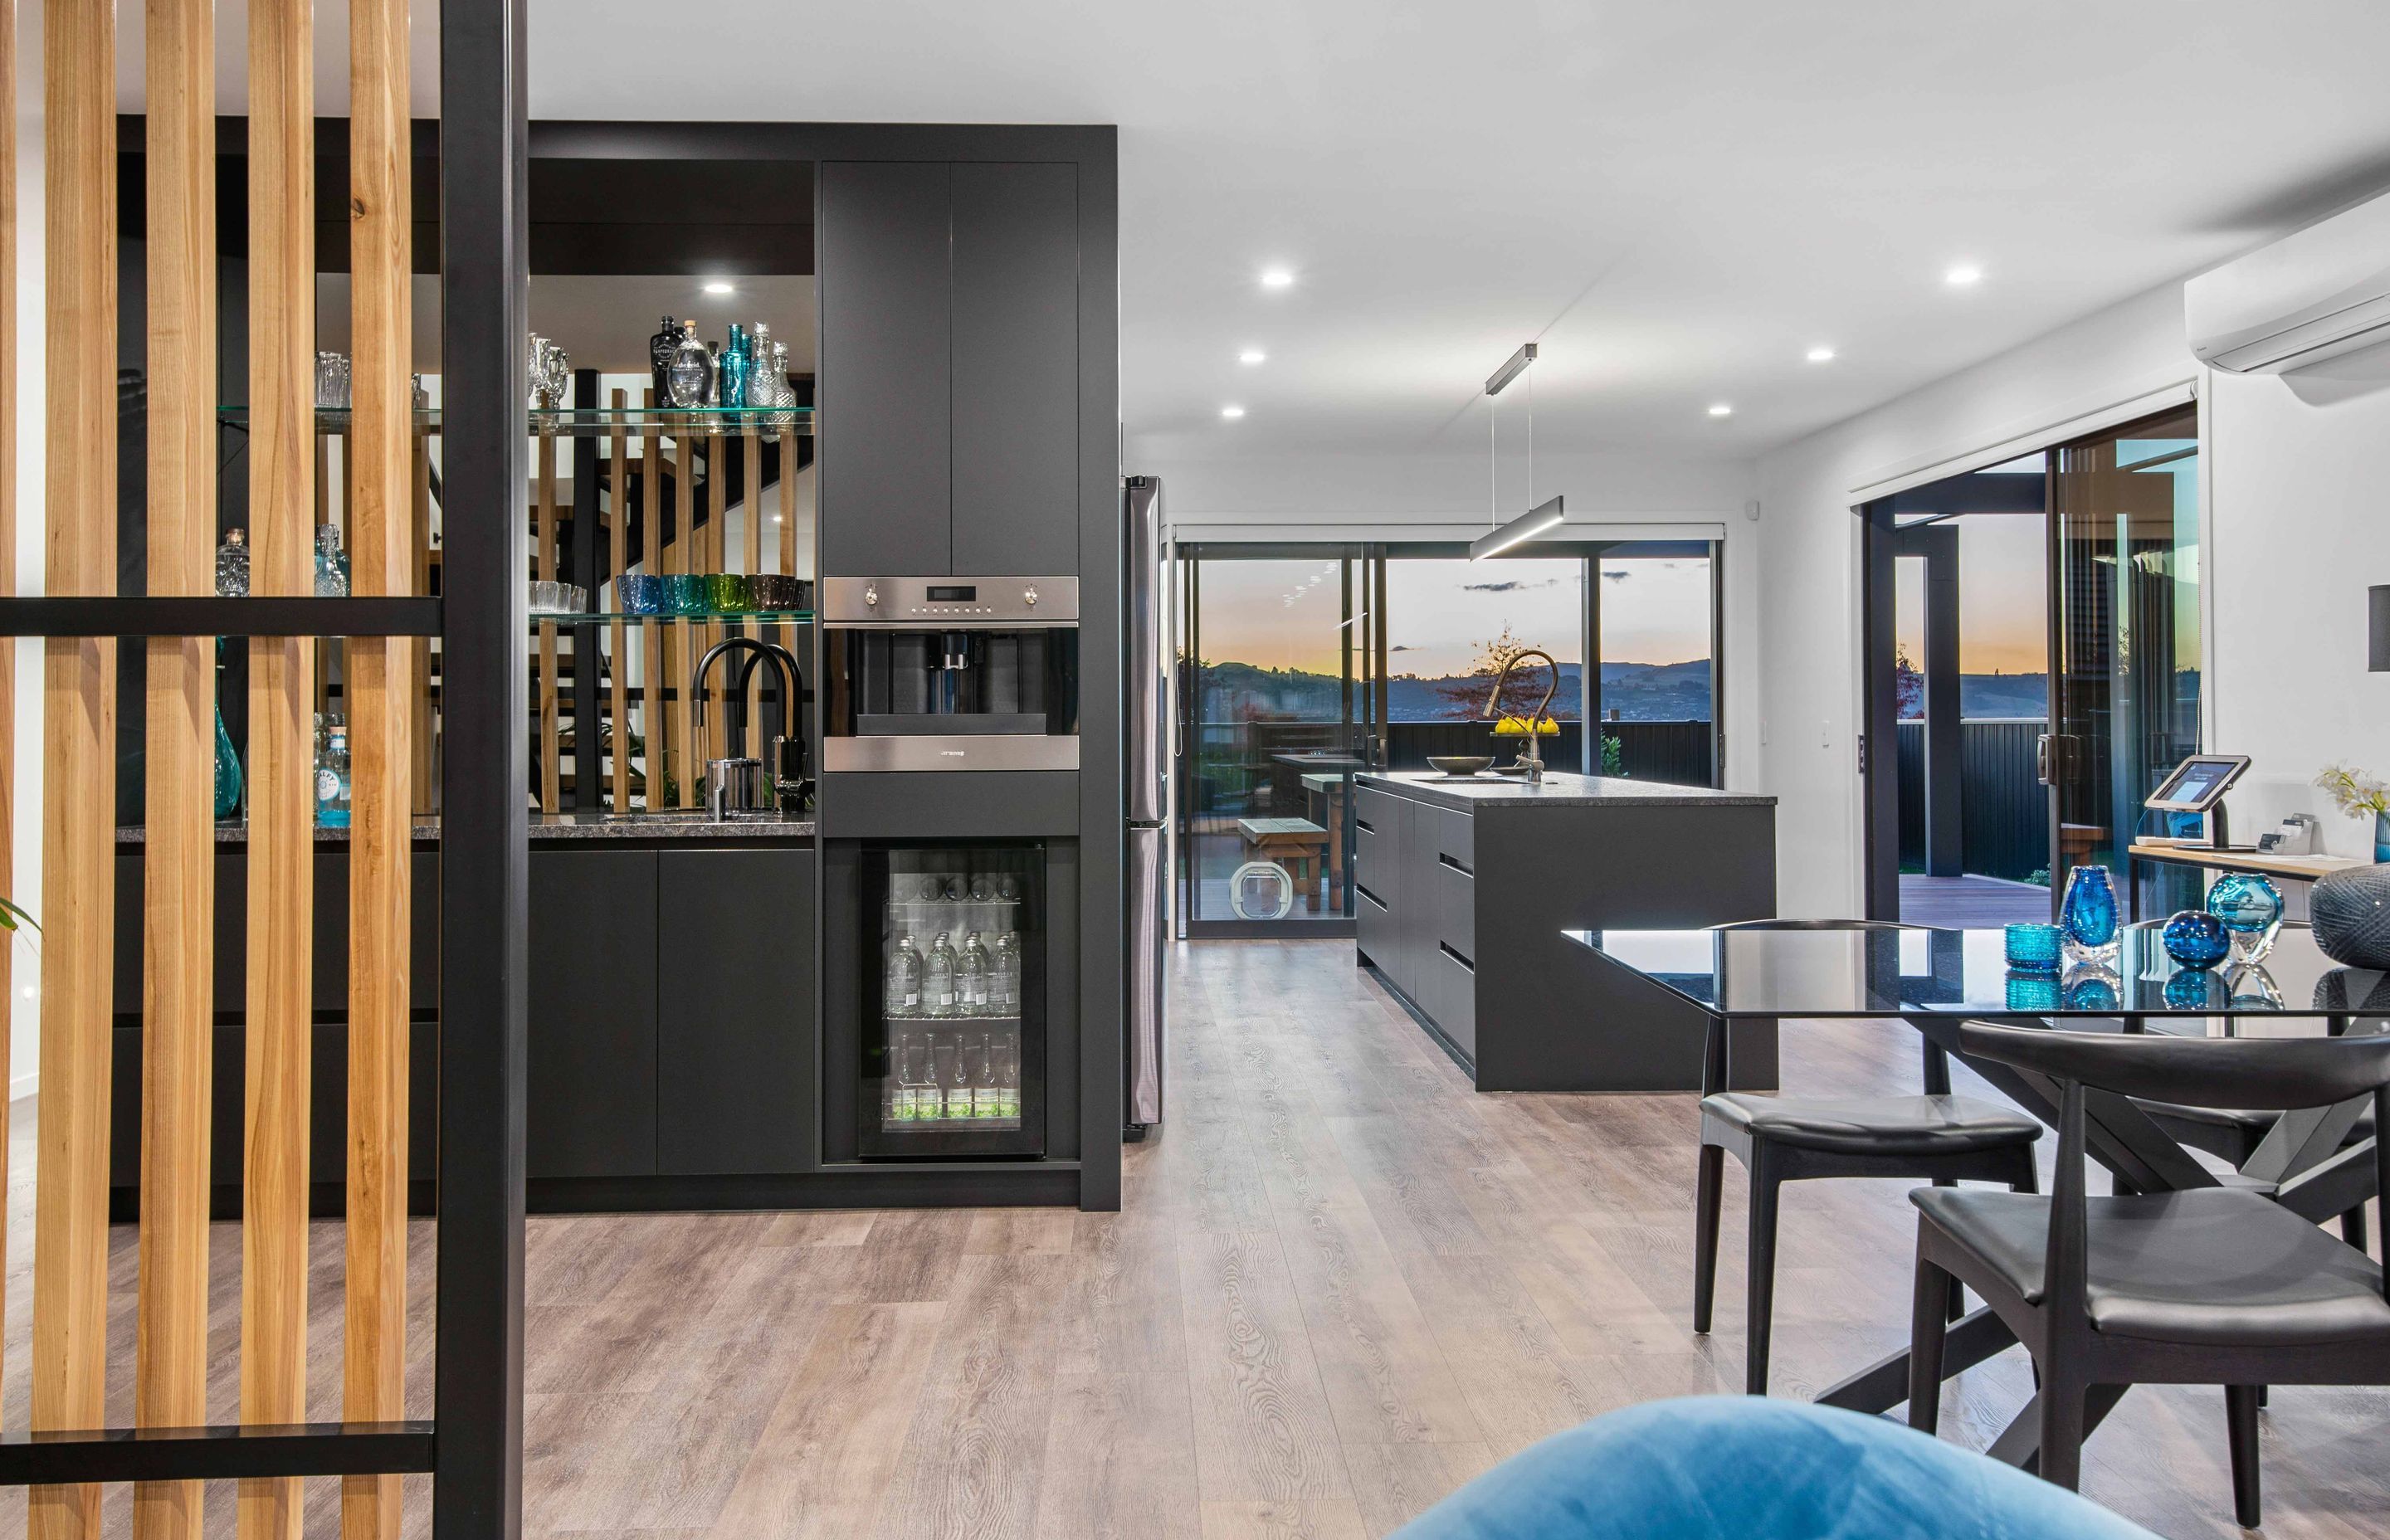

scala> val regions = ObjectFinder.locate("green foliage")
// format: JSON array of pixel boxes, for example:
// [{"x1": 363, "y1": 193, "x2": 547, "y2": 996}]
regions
[
  {"x1": 0, "y1": 896, "x2": 37, "y2": 933},
  {"x1": 1600, "y1": 733, "x2": 1624, "y2": 776}
]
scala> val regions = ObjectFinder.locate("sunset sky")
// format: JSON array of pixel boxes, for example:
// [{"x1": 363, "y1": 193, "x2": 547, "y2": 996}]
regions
[{"x1": 1190, "y1": 554, "x2": 1712, "y2": 679}]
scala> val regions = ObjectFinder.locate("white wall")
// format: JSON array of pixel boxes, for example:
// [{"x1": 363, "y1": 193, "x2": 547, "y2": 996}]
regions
[
  {"x1": 1130, "y1": 444, "x2": 1767, "y2": 788},
  {"x1": 1753, "y1": 273, "x2": 2390, "y2": 918}
]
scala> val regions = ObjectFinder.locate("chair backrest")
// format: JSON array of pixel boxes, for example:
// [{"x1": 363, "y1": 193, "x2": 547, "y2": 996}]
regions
[{"x1": 1958, "y1": 1021, "x2": 2390, "y2": 1112}]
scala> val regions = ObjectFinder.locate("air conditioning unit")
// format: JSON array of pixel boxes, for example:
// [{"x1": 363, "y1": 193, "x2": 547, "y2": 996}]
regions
[{"x1": 2185, "y1": 188, "x2": 2390, "y2": 373}]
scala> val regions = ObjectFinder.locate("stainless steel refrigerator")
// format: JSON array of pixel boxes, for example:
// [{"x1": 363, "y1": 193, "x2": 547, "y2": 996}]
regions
[{"x1": 1124, "y1": 475, "x2": 1169, "y2": 1137}]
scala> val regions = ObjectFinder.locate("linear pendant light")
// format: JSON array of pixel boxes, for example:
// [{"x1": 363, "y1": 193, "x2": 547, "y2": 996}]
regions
[{"x1": 1474, "y1": 341, "x2": 1562, "y2": 560}]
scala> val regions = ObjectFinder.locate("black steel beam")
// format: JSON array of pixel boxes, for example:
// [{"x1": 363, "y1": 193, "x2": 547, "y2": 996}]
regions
[
  {"x1": 0, "y1": 1423, "x2": 435, "y2": 1486},
  {"x1": 0, "y1": 597, "x2": 440, "y2": 636},
  {"x1": 436, "y1": 1, "x2": 530, "y2": 1538}
]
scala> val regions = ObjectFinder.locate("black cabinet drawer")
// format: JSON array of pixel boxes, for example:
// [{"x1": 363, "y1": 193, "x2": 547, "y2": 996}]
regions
[
  {"x1": 658, "y1": 848, "x2": 817, "y2": 1176},
  {"x1": 1434, "y1": 854, "x2": 1475, "y2": 965},
  {"x1": 529, "y1": 849, "x2": 660, "y2": 1180}
]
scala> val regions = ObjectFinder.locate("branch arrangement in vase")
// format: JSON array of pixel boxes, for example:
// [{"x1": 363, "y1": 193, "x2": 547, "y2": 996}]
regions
[{"x1": 2314, "y1": 762, "x2": 2390, "y2": 861}]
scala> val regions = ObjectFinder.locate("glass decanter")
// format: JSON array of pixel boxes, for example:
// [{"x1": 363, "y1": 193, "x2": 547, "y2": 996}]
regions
[
  {"x1": 314, "y1": 524, "x2": 350, "y2": 597},
  {"x1": 315, "y1": 720, "x2": 351, "y2": 828},
  {"x1": 667, "y1": 321, "x2": 711, "y2": 408},
  {"x1": 648, "y1": 315, "x2": 680, "y2": 404},
  {"x1": 216, "y1": 527, "x2": 250, "y2": 597}
]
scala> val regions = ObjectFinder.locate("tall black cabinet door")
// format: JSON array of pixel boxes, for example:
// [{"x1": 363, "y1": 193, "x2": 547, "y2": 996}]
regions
[
  {"x1": 659, "y1": 848, "x2": 817, "y2": 1175},
  {"x1": 952, "y1": 162, "x2": 1079, "y2": 577},
  {"x1": 529, "y1": 850, "x2": 660, "y2": 1179},
  {"x1": 821, "y1": 161, "x2": 953, "y2": 576}
]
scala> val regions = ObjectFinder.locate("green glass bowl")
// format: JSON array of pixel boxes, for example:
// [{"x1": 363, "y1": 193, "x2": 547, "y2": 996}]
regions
[
  {"x1": 659, "y1": 573, "x2": 708, "y2": 616},
  {"x1": 704, "y1": 573, "x2": 754, "y2": 614}
]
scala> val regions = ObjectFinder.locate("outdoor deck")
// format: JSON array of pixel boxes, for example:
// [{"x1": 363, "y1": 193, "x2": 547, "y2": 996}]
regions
[{"x1": 1898, "y1": 872, "x2": 2051, "y2": 928}]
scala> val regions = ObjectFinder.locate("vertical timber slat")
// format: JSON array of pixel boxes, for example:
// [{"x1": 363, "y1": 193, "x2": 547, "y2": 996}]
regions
[
  {"x1": 671, "y1": 424, "x2": 693, "y2": 806},
  {"x1": 641, "y1": 397, "x2": 663, "y2": 808},
  {"x1": 0, "y1": 0, "x2": 20, "y2": 1423},
  {"x1": 345, "y1": 3, "x2": 414, "y2": 1539},
  {"x1": 536, "y1": 433, "x2": 558, "y2": 811},
  {"x1": 607, "y1": 392, "x2": 629, "y2": 810},
  {"x1": 135, "y1": 7, "x2": 215, "y2": 1540},
  {"x1": 742, "y1": 429, "x2": 761, "y2": 746},
  {"x1": 242, "y1": 7, "x2": 316, "y2": 1540},
  {"x1": 32, "y1": 9, "x2": 116, "y2": 1540}
]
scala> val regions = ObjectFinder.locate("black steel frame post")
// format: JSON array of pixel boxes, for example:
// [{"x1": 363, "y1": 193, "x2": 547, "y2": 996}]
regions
[{"x1": 435, "y1": 0, "x2": 530, "y2": 1538}]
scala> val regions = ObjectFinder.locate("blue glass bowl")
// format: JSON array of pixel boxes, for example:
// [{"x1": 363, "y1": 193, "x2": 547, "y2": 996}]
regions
[
  {"x1": 2003, "y1": 923, "x2": 2061, "y2": 972},
  {"x1": 2160, "y1": 909, "x2": 2231, "y2": 970},
  {"x1": 616, "y1": 573, "x2": 662, "y2": 615},
  {"x1": 660, "y1": 573, "x2": 708, "y2": 616},
  {"x1": 2004, "y1": 972, "x2": 2061, "y2": 1012}
]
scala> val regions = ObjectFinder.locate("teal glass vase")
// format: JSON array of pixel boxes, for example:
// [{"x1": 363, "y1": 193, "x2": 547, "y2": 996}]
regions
[{"x1": 213, "y1": 705, "x2": 242, "y2": 819}]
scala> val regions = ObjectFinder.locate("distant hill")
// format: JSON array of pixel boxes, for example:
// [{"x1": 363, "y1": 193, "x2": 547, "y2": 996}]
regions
[{"x1": 1195, "y1": 658, "x2": 1714, "y2": 723}]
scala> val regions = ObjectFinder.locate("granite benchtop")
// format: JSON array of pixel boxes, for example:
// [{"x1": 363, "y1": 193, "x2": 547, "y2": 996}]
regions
[
  {"x1": 115, "y1": 811, "x2": 817, "y2": 844},
  {"x1": 1356, "y1": 770, "x2": 1776, "y2": 813}
]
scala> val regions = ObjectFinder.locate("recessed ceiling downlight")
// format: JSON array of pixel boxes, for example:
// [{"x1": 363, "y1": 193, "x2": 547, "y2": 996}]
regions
[
  {"x1": 1708, "y1": 403, "x2": 1734, "y2": 418},
  {"x1": 1806, "y1": 346, "x2": 1836, "y2": 363},
  {"x1": 1221, "y1": 405, "x2": 1246, "y2": 419},
  {"x1": 702, "y1": 280, "x2": 735, "y2": 295},
  {"x1": 1239, "y1": 348, "x2": 1266, "y2": 364},
  {"x1": 1260, "y1": 269, "x2": 1295, "y2": 289},
  {"x1": 1944, "y1": 264, "x2": 1983, "y2": 287}
]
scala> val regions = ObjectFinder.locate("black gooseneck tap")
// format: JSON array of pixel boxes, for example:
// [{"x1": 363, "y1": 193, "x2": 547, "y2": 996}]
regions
[{"x1": 692, "y1": 635, "x2": 811, "y2": 815}]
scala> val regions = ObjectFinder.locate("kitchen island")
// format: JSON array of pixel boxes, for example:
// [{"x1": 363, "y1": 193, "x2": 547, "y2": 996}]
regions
[{"x1": 1352, "y1": 770, "x2": 1778, "y2": 1091}]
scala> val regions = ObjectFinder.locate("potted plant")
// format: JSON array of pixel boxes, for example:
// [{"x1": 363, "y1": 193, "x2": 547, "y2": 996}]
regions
[{"x1": 2314, "y1": 763, "x2": 2390, "y2": 861}]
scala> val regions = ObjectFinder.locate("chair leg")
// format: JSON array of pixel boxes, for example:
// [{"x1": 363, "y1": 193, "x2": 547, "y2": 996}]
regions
[
  {"x1": 1745, "y1": 1148, "x2": 1780, "y2": 1396},
  {"x1": 2341, "y1": 1202, "x2": 2368, "y2": 1255},
  {"x1": 2037, "y1": 1372, "x2": 2085, "y2": 1492},
  {"x1": 2226, "y1": 1384, "x2": 2263, "y2": 1529},
  {"x1": 1927, "y1": 1177, "x2": 1966, "y2": 1321},
  {"x1": 1692, "y1": 1142, "x2": 1724, "y2": 1334},
  {"x1": 1908, "y1": 1250, "x2": 1949, "y2": 1433}
]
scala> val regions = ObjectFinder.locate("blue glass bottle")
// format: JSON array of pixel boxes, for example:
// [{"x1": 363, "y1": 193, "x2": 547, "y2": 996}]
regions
[
  {"x1": 2160, "y1": 909, "x2": 2230, "y2": 970},
  {"x1": 316, "y1": 721, "x2": 352, "y2": 828},
  {"x1": 719, "y1": 323, "x2": 751, "y2": 409},
  {"x1": 214, "y1": 705, "x2": 243, "y2": 819},
  {"x1": 2059, "y1": 865, "x2": 2119, "y2": 962}
]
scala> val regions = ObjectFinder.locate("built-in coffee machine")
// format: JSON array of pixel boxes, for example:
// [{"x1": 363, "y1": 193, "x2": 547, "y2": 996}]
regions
[{"x1": 819, "y1": 577, "x2": 1080, "y2": 771}]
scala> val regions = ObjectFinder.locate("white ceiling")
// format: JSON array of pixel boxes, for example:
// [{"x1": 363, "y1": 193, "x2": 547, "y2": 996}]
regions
[{"x1": 88, "y1": 2, "x2": 2390, "y2": 465}]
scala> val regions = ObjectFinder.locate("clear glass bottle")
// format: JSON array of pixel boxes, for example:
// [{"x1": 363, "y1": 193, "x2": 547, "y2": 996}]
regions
[
  {"x1": 930, "y1": 1034, "x2": 958, "y2": 1122},
  {"x1": 969, "y1": 875, "x2": 995, "y2": 903},
  {"x1": 704, "y1": 341, "x2": 723, "y2": 406},
  {"x1": 992, "y1": 931, "x2": 1020, "y2": 1015},
  {"x1": 959, "y1": 931, "x2": 990, "y2": 1014},
  {"x1": 216, "y1": 527, "x2": 250, "y2": 597},
  {"x1": 924, "y1": 933, "x2": 956, "y2": 1017},
  {"x1": 994, "y1": 1031, "x2": 1020, "y2": 1120},
  {"x1": 649, "y1": 315, "x2": 680, "y2": 405},
  {"x1": 953, "y1": 1036, "x2": 984, "y2": 1121},
  {"x1": 316, "y1": 720, "x2": 352, "y2": 828},
  {"x1": 884, "y1": 932, "x2": 923, "y2": 1019},
  {"x1": 667, "y1": 320, "x2": 711, "y2": 408},
  {"x1": 719, "y1": 323, "x2": 751, "y2": 409},
  {"x1": 768, "y1": 339, "x2": 794, "y2": 410},
  {"x1": 750, "y1": 324, "x2": 778, "y2": 407},
  {"x1": 314, "y1": 524, "x2": 350, "y2": 597},
  {"x1": 972, "y1": 1033, "x2": 1000, "y2": 1118},
  {"x1": 889, "y1": 1031, "x2": 920, "y2": 1122}
]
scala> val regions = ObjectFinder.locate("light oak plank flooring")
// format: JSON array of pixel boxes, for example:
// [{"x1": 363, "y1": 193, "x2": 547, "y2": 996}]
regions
[{"x1": 0, "y1": 938, "x2": 2383, "y2": 1538}]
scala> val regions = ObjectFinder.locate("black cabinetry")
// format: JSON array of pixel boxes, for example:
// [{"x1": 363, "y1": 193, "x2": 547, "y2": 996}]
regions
[
  {"x1": 528, "y1": 849, "x2": 660, "y2": 1179},
  {"x1": 659, "y1": 849, "x2": 817, "y2": 1175},
  {"x1": 820, "y1": 160, "x2": 1080, "y2": 578}
]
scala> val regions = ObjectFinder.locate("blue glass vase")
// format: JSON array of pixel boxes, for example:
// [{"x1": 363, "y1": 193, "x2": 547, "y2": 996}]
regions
[
  {"x1": 2376, "y1": 810, "x2": 2389, "y2": 865},
  {"x1": 2160, "y1": 909, "x2": 2230, "y2": 970},
  {"x1": 212, "y1": 704, "x2": 242, "y2": 819},
  {"x1": 2207, "y1": 870, "x2": 2284, "y2": 961},
  {"x1": 2061, "y1": 963, "x2": 2119, "y2": 1012},
  {"x1": 2059, "y1": 865, "x2": 2119, "y2": 962}
]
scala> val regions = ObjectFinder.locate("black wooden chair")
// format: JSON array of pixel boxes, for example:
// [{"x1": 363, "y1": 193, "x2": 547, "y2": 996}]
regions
[
  {"x1": 1693, "y1": 920, "x2": 2042, "y2": 1394},
  {"x1": 1909, "y1": 1022, "x2": 2390, "y2": 1528}
]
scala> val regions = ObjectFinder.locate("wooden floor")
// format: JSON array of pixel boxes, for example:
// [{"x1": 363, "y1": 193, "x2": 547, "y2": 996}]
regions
[
  {"x1": 2, "y1": 938, "x2": 2386, "y2": 1538},
  {"x1": 1900, "y1": 871, "x2": 2054, "y2": 927}
]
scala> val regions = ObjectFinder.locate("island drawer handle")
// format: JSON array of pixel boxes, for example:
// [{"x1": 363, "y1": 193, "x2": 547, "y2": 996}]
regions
[
  {"x1": 1439, "y1": 940, "x2": 1475, "y2": 972},
  {"x1": 1437, "y1": 852, "x2": 1473, "y2": 877},
  {"x1": 1356, "y1": 882, "x2": 1387, "y2": 910}
]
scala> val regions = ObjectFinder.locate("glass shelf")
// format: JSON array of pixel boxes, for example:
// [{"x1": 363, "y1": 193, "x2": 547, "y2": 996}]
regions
[
  {"x1": 217, "y1": 405, "x2": 815, "y2": 437},
  {"x1": 530, "y1": 608, "x2": 813, "y2": 625}
]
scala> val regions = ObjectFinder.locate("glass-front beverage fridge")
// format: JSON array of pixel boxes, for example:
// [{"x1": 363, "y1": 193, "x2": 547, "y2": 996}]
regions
[{"x1": 857, "y1": 841, "x2": 1046, "y2": 1157}]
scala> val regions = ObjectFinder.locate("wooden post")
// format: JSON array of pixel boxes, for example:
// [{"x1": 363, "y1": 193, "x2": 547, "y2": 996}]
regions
[
  {"x1": 0, "y1": 0, "x2": 21, "y2": 1420},
  {"x1": 672, "y1": 423, "x2": 695, "y2": 806},
  {"x1": 743, "y1": 427, "x2": 762, "y2": 747},
  {"x1": 641, "y1": 395, "x2": 663, "y2": 808},
  {"x1": 705, "y1": 426, "x2": 727, "y2": 769},
  {"x1": 241, "y1": 8, "x2": 316, "y2": 1540},
  {"x1": 345, "y1": 4, "x2": 413, "y2": 1539},
  {"x1": 135, "y1": 7, "x2": 215, "y2": 1540},
  {"x1": 608, "y1": 391, "x2": 630, "y2": 811},
  {"x1": 536, "y1": 431, "x2": 558, "y2": 811},
  {"x1": 32, "y1": 9, "x2": 116, "y2": 1540}
]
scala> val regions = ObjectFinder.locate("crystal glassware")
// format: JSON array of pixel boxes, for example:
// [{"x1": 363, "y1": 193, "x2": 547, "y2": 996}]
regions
[
  {"x1": 315, "y1": 350, "x2": 351, "y2": 409},
  {"x1": 315, "y1": 720, "x2": 352, "y2": 828},
  {"x1": 719, "y1": 322, "x2": 751, "y2": 409},
  {"x1": 668, "y1": 322, "x2": 711, "y2": 408},
  {"x1": 649, "y1": 316, "x2": 680, "y2": 405},
  {"x1": 2002, "y1": 922, "x2": 2061, "y2": 972},
  {"x1": 314, "y1": 524, "x2": 350, "y2": 597},
  {"x1": 2058, "y1": 865, "x2": 2119, "y2": 962},
  {"x1": 703, "y1": 573, "x2": 753, "y2": 614},
  {"x1": 213, "y1": 705, "x2": 243, "y2": 820},
  {"x1": 2207, "y1": 870, "x2": 2285, "y2": 962},
  {"x1": 616, "y1": 573, "x2": 663, "y2": 615},
  {"x1": 216, "y1": 527, "x2": 251, "y2": 597},
  {"x1": 659, "y1": 573, "x2": 708, "y2": 616},
  {"x1": 2160, "y1": 909, "x2": 2231, "y2": 970}
]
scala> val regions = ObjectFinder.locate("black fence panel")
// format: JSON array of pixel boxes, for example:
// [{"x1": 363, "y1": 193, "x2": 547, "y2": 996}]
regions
[{"x1": 1895, "y1": 719, "x2": 2046, "y2": 882}]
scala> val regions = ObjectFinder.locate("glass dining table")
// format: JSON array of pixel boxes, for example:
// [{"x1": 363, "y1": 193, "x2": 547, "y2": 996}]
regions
[{"x1": 1564, "y1": 923, "x2": 2387, "y2": 1464}]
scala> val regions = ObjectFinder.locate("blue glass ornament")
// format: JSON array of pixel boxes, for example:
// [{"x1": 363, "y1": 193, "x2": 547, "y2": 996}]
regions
[
  {"x1": 2059, "y1": 865, "x2": 2119, "y2": 961},
  {"x1": 2207, "y1": 870, "x2": 2285, "y2": 961},
  {"x1": 2061, "y1": 965, "x2": 2119, "y2": 1012},
  {"x1": 2004, "y1": 972, "x2": 2061, "y2": 1012},
  {"x1": 2163, "y1": 968, "x2": 2218, "y2": 1011},
  {"x1": 2003, "y1": 923, "x2": 2061, "y2": 972},
  {"x1": 2161, "y1": 909, "x2": 2231, "y2": 969}
]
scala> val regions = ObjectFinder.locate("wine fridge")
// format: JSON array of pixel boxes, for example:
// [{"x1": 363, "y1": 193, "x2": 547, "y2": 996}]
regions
[{"x1": 856, "y1": 841, "x2": 1047, "y2": 1157}]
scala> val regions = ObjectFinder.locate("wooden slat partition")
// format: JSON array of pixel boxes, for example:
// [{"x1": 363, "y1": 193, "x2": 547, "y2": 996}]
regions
[
  {"x1": 0, "y1": 0, "x2": 19, "y2": 1416},
  {"x1": 704, "y1": 427, "x2": 726, "y2": 770},
  {"x1": 536, "y1": 431, "x2": 558, "y2": 811},
  {"x1": 32, "y1": 7, "x2": 117, "y2": 1540},
  {"x1": 742, "y1": 429, "x2": 762, "y2": 744},
  {"x1": 411, "y1": 426, "x2": 435, "y2": 813},
  {"x1": 641, "y1": 397, "x2": 663, "y2": 807},
  {"x1": 135, "y1": 7, "x2": 216, "y2": 1540},
  {"x1": 778, "y1": 427, "x2": 797, "y2": 576},
  {"x1": 242, "y1": 7, "x2": 317, "y2": 1540},
  {"x1": 671, "y1": 425, "x2": 694, "y2": 806},
  {"x1": 345, "y1": 4, "x2": 415, "y2": 1538},
  {"x1": 608, "y1": 392, "x2": 630, "y2": 810}
]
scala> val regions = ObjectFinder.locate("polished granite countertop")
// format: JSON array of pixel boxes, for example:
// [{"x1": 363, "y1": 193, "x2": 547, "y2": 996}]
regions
[
  {"x1": 1355, "y1": 769, "x2": 1776, "y2": 812},
  {"x1": 115, "y1": 811, "x2": 817, "y2": 843}
]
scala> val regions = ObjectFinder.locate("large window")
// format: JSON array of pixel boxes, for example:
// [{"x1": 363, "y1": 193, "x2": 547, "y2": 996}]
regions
[{"x1": 1591, "y1": 545, "x2": 1717, "y2": 786}]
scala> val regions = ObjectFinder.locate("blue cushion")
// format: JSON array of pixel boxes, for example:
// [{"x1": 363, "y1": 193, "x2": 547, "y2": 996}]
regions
[{"x1": 1391, "y1": 1397, "x2": 2157, "y2": 1539}]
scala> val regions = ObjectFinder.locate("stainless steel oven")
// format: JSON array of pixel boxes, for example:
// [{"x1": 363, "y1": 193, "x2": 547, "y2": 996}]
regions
[{"x1": 820, "y1": 576, "x2": 1080, "y2": 772}]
